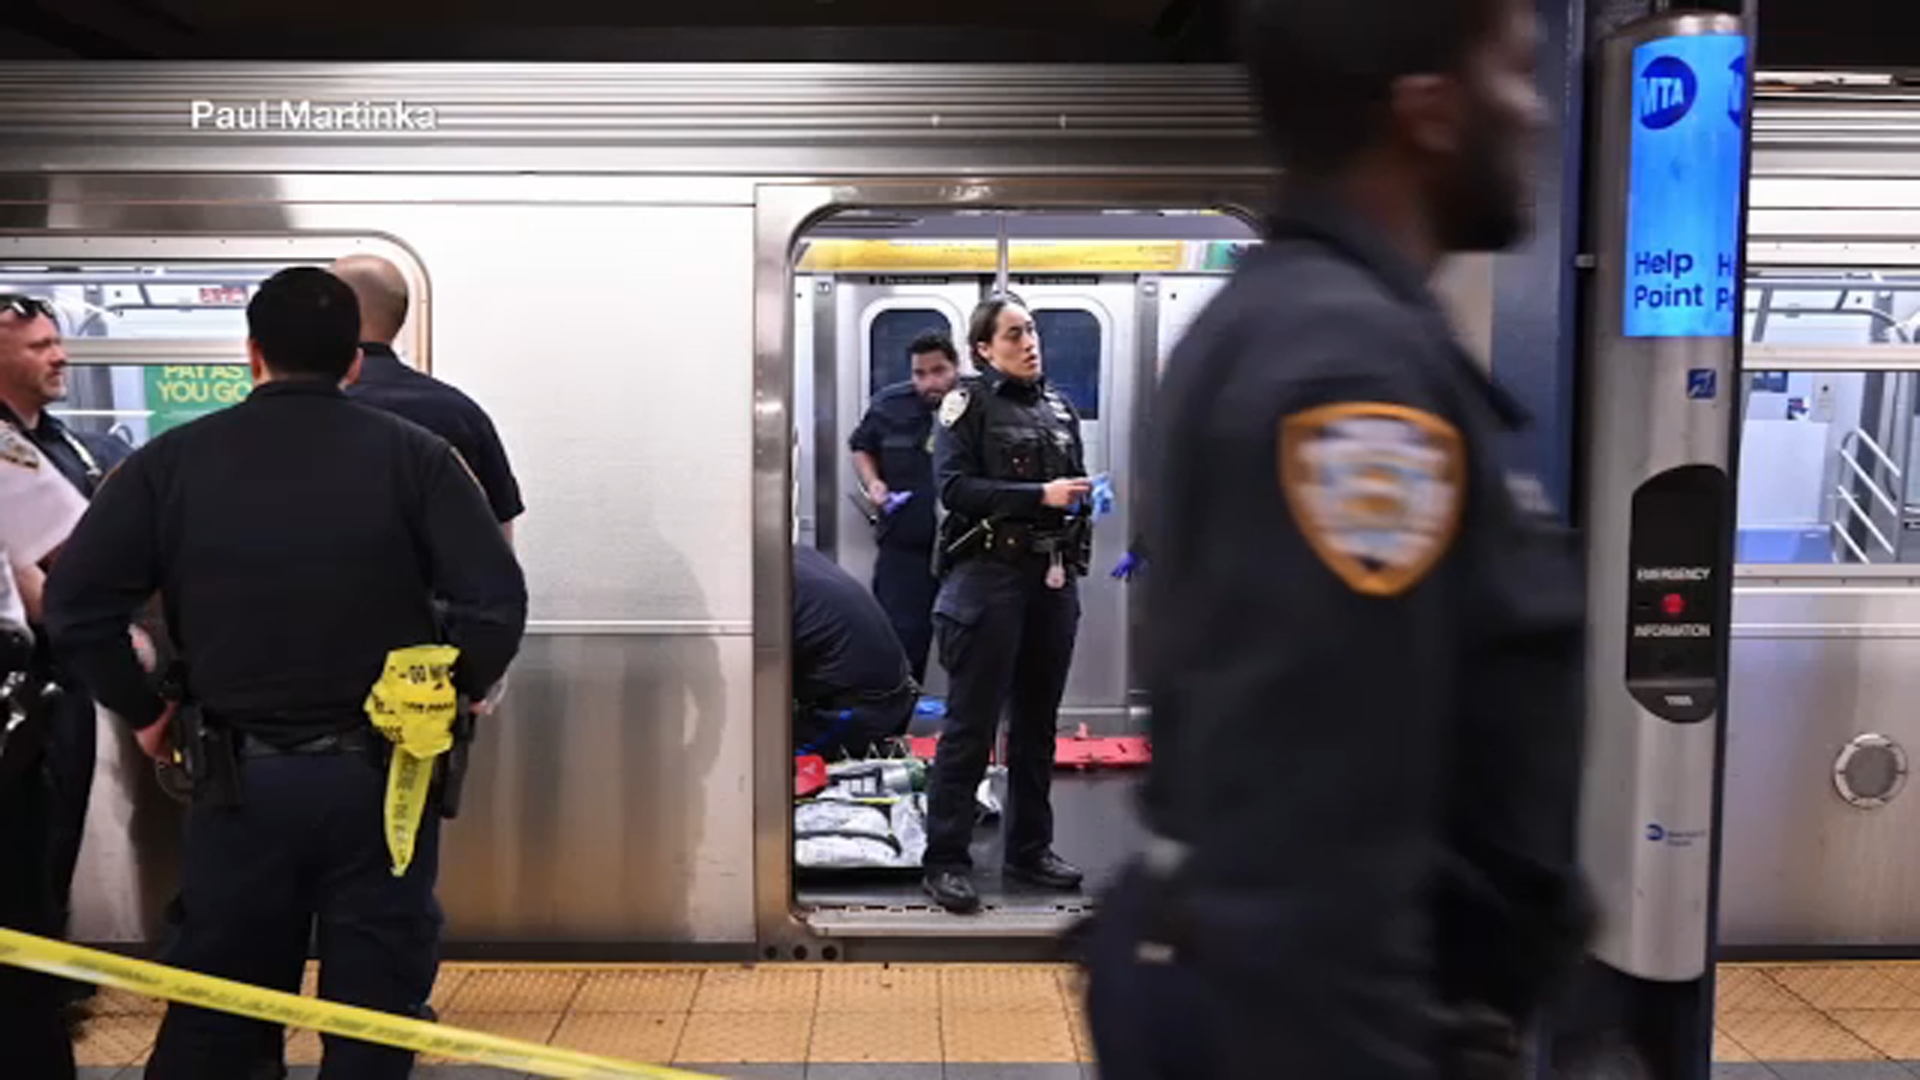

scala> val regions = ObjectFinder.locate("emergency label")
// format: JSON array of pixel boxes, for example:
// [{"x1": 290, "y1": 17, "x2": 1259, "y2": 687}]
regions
[{"x1": 1636, "y1": 566, "x2": 1712, "y2": 582}]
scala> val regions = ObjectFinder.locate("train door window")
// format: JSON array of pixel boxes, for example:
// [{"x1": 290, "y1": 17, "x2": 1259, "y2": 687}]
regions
[
  {"x1": 0, "y1": 242, "x2": 427, "y2": 451},
  {"x1": 868, "y1": 308, "x2": 954, "y2": 396},
  {"x1": 1033, "y1": 309, "x2": 1101, "y2": 420},
  {"x1": 1737, "y1": 267, "x2": 1920, "y2": 565}
]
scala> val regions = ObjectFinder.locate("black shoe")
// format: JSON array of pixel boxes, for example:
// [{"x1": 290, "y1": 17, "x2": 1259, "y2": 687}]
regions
[
  {"x1": 1005, "y1": 851, "x2": 1084, "y2": 890},
  {"x1": 924, "y1": 869, "x2": 982, "y2": 914}
]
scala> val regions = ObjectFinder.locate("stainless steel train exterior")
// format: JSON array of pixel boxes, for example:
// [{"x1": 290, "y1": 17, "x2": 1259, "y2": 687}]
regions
[{"x1": 0, "y1": 64, "x2": 1909, "y2": 955}]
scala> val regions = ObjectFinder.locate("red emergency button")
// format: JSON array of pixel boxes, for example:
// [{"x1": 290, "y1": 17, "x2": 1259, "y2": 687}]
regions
[{"x1": 1661, "y1": 593, "x2": 1686, "y2": 617}]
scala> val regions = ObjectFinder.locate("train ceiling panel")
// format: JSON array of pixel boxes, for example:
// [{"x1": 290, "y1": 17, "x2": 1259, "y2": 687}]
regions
[{"x1": 1, "y1": 0, "x2": 1912, "y2": 70}]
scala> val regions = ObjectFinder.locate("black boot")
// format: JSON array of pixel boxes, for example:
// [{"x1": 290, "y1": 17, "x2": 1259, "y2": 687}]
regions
[
  {"x1": 924, "y1": 869, "x2": 981, "y2": 914},
  {"x1": 1006, "y1": 851, "x2": 1084, "y2": 890}
]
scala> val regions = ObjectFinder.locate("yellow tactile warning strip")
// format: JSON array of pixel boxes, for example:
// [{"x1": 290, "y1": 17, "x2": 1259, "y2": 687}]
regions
[{"x1": 71, "y1": 959, "x2": 1920, "y2": 1067}]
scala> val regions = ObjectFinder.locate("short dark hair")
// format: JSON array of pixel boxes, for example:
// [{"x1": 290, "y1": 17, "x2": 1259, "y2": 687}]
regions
[
  {"x1": 906, "y1": 331, "x2": 958, "y2": 366},
  {"x1": 967, "y1": 292, "x2": 1030, "y2": 358},
  {"x1": 247, "y1": 267, "x2": 361, "y2": 381},
  {"x1": 1236, "y1": 0, "x2": 1506, "y2": 174}
]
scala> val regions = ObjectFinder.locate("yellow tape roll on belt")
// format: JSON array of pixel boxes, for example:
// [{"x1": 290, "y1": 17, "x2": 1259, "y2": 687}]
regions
[
  {"x1": 0, "y1": 928, "x2": 715, "y2": 1079},
  {"x1": 363, "y1": 644, "x2": 462, "y2": 877}
]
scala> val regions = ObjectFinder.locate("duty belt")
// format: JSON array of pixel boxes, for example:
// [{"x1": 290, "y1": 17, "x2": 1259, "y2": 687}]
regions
[{"x1": 238, "y1": 726, "x2": 380, "y2": 758}]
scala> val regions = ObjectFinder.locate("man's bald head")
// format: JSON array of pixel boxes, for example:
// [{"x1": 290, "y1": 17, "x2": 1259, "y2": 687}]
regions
[{"x1": 328, "y1": 254, "x2": 410, "y2": 344}]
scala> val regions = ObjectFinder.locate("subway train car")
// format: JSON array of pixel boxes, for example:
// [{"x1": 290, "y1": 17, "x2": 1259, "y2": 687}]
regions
[{"x1": 0, "y1": 63, "x2": 1912, "y2": 959}]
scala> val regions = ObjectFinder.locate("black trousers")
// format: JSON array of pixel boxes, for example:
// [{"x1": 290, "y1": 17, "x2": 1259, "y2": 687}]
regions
[
  {"x1": 923, "y1": 558, "x2": 1078, "y2": 870},
  {"x1": 44, "y1": 685, "x2": 95, "y2": 935},
  {"x1": 795, "y1": 688, "x2": 917, "y2": 760},
  {"x1": 0, "y1": 747, "x2": 78, "y2": 1080},
  {"x1": 1084, "y1": 866, "x2": 1442, "y2": 1080},
  {"x1": 143, "y1": 751, "x2": 443, "y2": 1080},
  {"x1": 872, "y1": 541, "x2": 938, "y2": 686}
]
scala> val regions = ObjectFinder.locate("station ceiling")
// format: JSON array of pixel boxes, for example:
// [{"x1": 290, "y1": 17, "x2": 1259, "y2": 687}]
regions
[{"x1": 0, "y1": 0, "x2": 1913, "y2": 69}]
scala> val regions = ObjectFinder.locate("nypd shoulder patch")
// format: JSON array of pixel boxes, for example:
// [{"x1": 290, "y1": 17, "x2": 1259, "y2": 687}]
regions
[
  {"x1": 0, "y1": 422, "x2": 39, "y2": 470},
  {"x1": 938, "y1": 387, "x2": 970, "y2": 428},
  {"x1": 1278, "y1": 402, "x2": 1465, "y2": 597}
]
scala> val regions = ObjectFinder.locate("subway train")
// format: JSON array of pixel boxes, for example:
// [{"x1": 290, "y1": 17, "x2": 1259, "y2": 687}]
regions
[{"x1": 0, "y1": 63, "x2": 1914, "y2": 959}]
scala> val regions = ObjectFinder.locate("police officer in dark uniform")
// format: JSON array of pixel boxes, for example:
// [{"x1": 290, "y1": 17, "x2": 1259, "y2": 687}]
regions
[
  {"x1": 1084, "y1": 0, "x2": 1590, "y2": 1076},
  {"x1": 848, "y1": 331, "x2": 960, "y2": 684},
  {"x1": 793, "y1": 544, "x2": 917, "y2": 759},
  {"x1": 922, "y1": 294, "x2": 1093, "y2": 914},
  {"x1": 0, "y1": 550, "x2": 76, "y2": 1079},
  {"x1": 332, "y1": 255, "x2": 525, "y2": 537},
  {"x1": 45, "y1": 267, "x2": 527, "y2": 1080},
  {"x1": 0, "y1": 292, "x2": 134, "y2": 989}
]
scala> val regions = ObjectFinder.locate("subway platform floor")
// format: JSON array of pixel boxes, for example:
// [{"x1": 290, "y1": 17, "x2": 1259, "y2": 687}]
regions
[{"x1": 63, "y1": 959, "x2": 1920, "y2": 1078}]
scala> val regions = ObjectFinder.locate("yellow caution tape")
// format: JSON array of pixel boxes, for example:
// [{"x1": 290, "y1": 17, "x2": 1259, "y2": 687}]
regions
[
  {"x1": 0, "y1": 928, "x2": 715, "y2": 1079},
  {"x1": 363, "y1": 644, "x2": 461, "y2": 877}
]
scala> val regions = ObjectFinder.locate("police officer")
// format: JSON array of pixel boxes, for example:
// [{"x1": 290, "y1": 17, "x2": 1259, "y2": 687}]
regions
[
  {"x1": 0, "y1": 292, "x2": 132, "y2": 1009},
  {"x1": 848, "y1": 331, "x2": 960, "y2": 684},
  {"x1": 793, "y1": 544, "x2": 917, "y2": 759},
  {"x1": 922, "y1": 293, "x2": 1092, "y2": 914},
  {"x1": 332, "y1": 254, "x2": 525, "y2": 537},
  {"x1": 0, "y1": 547, "x2": 76, "y2": 1080},
  {"x1": 45, "y1": 267, "x2": 527, "y2": 1079},
  {"x1": 1084, "y1": 0, "x2": 1589, "y2": 1076}
]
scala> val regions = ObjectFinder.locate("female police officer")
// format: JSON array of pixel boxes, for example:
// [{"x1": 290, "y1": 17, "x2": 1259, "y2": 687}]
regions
[{"x1": 922, "y1": 293, "x2": 1093, "y2": 914}]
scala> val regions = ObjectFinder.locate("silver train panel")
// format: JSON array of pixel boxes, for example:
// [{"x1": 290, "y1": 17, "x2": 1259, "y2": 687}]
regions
[
  {"x1": 1723, "y1": 575, "x2": 1920, "y2": 947},
  {"x1": 441, "y1": 632, "x2": 755, "y2": 943}
]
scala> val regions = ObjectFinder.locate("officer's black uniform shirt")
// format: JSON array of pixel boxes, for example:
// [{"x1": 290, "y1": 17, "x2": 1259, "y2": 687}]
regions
[
  {"x1": 345, "y1": 343, "x2": 526, "y2": 525},
  {"x1": 1141, "y1": 193, "x2": 1587, "y2": 1016},
  {"x1": 933, "y1": 366, "x2": 1086, "y2": 535},
  {"x1": 792, "y1": 545, "x2": 911, "y2": 705},
  {"x1": 45, "y1": 378, "x2": 528, "y2": 740},
  {"x1": 0, "y1": 402, "x2": 130, "y2": 500},
  {"x1": 847, "y1": 381, "x2": 938, "y2": 549}
]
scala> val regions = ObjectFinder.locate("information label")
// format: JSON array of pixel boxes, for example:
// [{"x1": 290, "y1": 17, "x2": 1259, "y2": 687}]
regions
[{"x1": 1623, "y1": 32, "x2": 1748, "y2": 339}]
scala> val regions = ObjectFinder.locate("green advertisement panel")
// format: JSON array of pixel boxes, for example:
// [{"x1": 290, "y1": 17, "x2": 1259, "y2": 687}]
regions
[{"x1": 143, "y1": 365, "x2": 252, "y2": 435}]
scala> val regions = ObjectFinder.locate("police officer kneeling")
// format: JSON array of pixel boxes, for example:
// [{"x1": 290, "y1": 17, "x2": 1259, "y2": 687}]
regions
[
  {"x1": 1084, "y1": 0, "x2": 1590, "y2": 1076},
  {"x1": 46, "y1": 268, "x2": 528, "y2": 1079}
]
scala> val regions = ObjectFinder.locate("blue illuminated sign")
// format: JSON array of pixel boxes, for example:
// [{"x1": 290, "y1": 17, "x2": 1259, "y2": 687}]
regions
[{"x1": 1623, "y1": 31, "x2": 1748, "y2": 339}]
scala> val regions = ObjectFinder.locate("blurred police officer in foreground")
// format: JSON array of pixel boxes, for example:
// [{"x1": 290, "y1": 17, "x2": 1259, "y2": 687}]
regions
[
  {"x1": 0, "y1": 549, "x2": 76, "y2": 1079},
  {"x1": 1084, "y1": 0, "x2": 1590, "y2": 1076},
  {"x1": 922, "y1": 294, "x2": 1093, "y2": 914},
  {"x1": 46, "y1": 267, "x2": 528, "y2": 1079},
  {"x1": 849, "y1": 331, "x2": 961, "y2": 685}
]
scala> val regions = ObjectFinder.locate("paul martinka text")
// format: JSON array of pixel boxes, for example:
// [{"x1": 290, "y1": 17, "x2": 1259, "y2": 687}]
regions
[{"x1": 188, "y1": 100, "x2": 438, "y2": 132}]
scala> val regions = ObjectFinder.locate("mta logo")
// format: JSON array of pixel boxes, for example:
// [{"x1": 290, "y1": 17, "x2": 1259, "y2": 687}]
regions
[{"x1": 1639, "y1": 55, "x2": 1697, "y2": 130}]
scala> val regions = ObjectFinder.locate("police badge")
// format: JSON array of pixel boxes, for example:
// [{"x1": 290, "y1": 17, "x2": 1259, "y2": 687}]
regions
[
  {"x1": 0, "y1": 422, "x2": 39, "y2": 470},
  {"x1": 938, "y1": 387, "x2": 970, "y2": 428},
  {"x1": 1279, "y1": 402, "x2": 1465, "y2": 596}
]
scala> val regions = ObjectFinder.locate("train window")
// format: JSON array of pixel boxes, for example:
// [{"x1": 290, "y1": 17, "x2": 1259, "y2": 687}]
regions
[
  {"x1": 1034, "y1": 309, "x2": 1101, "y2": 420},
  {"x1": 867, "y1": 309, "x2": 954, "y2": 394},
  {"x1": 1738, "y1": 268, "x2": 1920, "y2": 565},
  {"x1": 0, "y1": 249, "x2": 428, "y2": 449}
]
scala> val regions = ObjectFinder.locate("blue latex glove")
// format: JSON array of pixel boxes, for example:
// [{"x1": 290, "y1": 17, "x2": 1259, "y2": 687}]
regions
[
  {"x1": 882, "y1": 491, "x2": 914, "y2": 516},
  {"x1": 1089, "y1": 473, "x2": 1116, "y2": 519},
  {"x1": 1111, "y1": 550, "x2": 1143, "y2": 580}
]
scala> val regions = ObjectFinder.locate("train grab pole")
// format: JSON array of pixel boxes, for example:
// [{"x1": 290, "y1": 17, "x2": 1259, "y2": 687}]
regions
[{"x1": 1557, "y1": 9, "x2": 1753, "y2": 1080}]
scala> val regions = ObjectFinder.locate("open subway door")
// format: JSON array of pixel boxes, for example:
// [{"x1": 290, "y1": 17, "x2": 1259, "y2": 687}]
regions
[{"x1": 1569, "y1": 10, "x2": 1751, "y2": 1078}]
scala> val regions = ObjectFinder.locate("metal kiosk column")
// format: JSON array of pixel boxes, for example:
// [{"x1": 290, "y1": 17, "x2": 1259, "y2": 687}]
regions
[{"x1": 1574, "y1": 10, "x2": 1750, "y2": 1080}]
